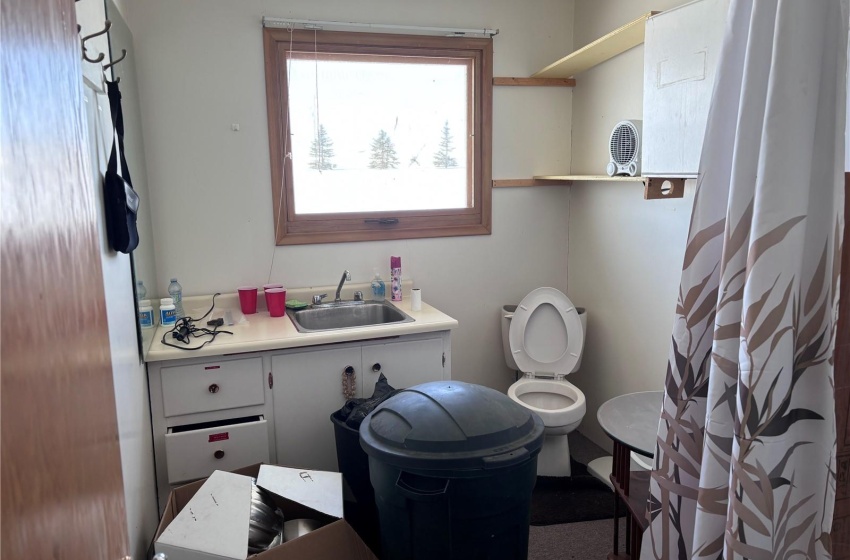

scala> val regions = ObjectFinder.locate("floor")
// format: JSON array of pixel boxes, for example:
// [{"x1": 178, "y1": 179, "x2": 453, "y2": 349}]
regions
[
  {"x1": 529, "y1": 518, "x2": 626, "y2": 559},
  {"x1": 528, "y1": 432, "x2": 618, "y2": 560}
]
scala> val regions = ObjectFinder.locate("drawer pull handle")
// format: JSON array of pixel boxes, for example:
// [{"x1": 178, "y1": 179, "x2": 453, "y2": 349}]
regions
[
  {"x1": 371, "y1": 363, "x2": 382, "y2": 372},
  {"x1": 208, "y1": 383, "x2": 220, "y2": 394},
  {"x1": 214, "y1": 450, "x2": 225, "y2": 460}
]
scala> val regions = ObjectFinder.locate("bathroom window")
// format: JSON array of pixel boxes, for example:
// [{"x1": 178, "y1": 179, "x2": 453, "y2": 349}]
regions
[{"x1": 263, "y1": 29, "x2": 493, "y2": 245}]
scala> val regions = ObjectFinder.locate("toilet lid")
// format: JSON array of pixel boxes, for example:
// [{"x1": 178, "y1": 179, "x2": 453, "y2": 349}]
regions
[{"x1": 509, "y1": 287, "x2": 583, "y2": 375}]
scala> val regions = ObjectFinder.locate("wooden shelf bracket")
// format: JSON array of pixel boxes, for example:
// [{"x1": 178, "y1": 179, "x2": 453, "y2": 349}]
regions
[{"x1": 643, "y1": 177, "x2": 686, "y2": 199}]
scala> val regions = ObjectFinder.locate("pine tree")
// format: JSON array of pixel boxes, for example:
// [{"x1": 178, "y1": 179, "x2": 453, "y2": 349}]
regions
[
  {"x1": 309, "y1": 124, "x2": 335, "y2": 170},
  {"x1": 432, "y1": 120, "x2": 457, "y2": 168},
  {"x1": 368, "y1": 129, "x2": 400, "y2": 169}
]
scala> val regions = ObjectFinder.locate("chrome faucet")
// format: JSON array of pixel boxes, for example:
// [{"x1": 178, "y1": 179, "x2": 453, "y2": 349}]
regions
[{"x1": 335, "y1": 270, "x2": 351, "y2": 303}]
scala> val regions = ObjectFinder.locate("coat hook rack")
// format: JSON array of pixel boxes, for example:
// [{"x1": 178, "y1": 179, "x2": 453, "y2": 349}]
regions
[
  {"x1": 103, "y1": 49, "x2": 127, "y2": 72},
  {"x1": 80, "y1": 20, "x2": 112, "y2": 63}
]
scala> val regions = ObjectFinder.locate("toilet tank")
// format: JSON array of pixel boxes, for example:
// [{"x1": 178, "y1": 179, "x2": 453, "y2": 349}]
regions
[
  {"x1": 501, "y1": 305, "x2": 520, "y2": 371},
  {"x1": 501, "y1": 304, "x2": 587, "y2": 373}
]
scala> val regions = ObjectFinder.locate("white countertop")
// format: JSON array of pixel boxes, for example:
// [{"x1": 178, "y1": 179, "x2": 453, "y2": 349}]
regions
[{"x1": 144, "y1": 284, "x2": 457, "y2": 362}]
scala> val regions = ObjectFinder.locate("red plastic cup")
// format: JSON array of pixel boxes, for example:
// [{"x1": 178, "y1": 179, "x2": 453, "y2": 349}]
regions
[
  {"x1": 263, "y1": 283, "x2": 283, "y2": 310},
  {"x1": 266, "y1": 288, "x2": 287, "y2": 317},
  {"x1": 237, "y1": 286, "x2": 258, "y2": 315}
]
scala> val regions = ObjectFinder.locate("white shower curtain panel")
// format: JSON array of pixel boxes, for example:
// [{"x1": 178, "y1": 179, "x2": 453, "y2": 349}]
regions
[{"x1": 642, "y1": 0, "x2": 848, "y2": 558}]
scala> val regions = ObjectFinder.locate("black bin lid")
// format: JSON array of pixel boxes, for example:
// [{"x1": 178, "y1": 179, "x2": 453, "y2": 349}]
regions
[{"x1": 359, "y1": 381, "x2": 544, "y2": 471}]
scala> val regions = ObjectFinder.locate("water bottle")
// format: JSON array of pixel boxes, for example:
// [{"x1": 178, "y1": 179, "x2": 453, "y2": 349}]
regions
[
  {"x1": 168, "y1": 278, "x2": 184, "y2": 318},
  {"x1": 371, "y1": 271, "x2": 386, "y2": 301},
  {"x1": 136, "y1": 280, "x2": 147, "y2": 301}
]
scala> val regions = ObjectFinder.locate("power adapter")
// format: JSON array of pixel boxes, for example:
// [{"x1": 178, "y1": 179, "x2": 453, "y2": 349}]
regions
[{"x1": 172, "y1": 322, "x2": 192, "y2": 342}]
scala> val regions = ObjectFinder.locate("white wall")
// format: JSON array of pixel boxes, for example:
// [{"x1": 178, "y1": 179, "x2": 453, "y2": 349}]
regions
[
  {"x1": 567, "y1": 0, "x2": 695, "y2": 451},
  {"x1": 131, "y1": 0, "x2": 575, "y2": 390},
  {"x1": 107, "y1": 3, "x2": 159, "y2": 301},
  {"x1": 77, "y1": 3, "x2": 159, "y2": 559}
]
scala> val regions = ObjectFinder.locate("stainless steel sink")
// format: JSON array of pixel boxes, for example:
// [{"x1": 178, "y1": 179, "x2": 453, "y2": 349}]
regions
[{"x1": 286, "y1": 300, "x2": 414, "y2": 333}]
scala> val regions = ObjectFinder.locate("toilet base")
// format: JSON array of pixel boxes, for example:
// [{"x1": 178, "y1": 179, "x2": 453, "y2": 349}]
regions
[{"x1": 536, "y1": 431, "x2": 572, "y2": 477}]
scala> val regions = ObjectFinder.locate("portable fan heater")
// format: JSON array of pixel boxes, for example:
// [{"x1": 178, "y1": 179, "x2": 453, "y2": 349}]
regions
[{"x1": 606, "y1": 120, "x2": 642, "y2": 177}]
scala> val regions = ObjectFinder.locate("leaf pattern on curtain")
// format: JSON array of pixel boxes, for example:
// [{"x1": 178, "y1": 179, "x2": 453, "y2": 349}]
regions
[
  {"x1": 645, "y1": 193, "x2": 842, "y2": 558},
  {"x1": 641, "y1": 1, "x2": 847, "y2": 558}
]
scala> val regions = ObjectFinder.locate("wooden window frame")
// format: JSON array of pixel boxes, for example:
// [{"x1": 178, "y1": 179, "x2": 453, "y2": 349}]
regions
[{"x1": 263, "y1": 29, "x2": 493, "y2": 245}]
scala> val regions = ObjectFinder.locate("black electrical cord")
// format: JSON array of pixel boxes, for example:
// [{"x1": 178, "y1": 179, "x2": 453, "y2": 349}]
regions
[{"x1": 160, "y1": 293, "x2": 234, "y2": 351}]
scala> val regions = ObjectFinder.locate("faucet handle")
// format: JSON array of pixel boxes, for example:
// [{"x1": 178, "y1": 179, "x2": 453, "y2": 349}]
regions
[
  {"x1": 353, "y1": 291, "x2": 364, "y2": 301},
  {"x1": 312, "y1": 293, "x2": 327, "y2": 305}
]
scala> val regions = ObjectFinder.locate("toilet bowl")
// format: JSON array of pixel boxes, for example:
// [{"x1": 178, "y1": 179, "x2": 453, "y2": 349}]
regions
[{"x1": 502, "y1": 288, "x2": 587, "y2": 477}]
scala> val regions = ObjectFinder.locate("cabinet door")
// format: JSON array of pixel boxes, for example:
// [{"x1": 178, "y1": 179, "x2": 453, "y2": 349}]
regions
[
  {"x1": 642, "y1": 0, "x2": 730, "y2": 176},
  {"x1": 271, "y1": 347, "x2": 361, "y2": 472},
  {"x1": 361, "y1": 337, "x2": 444, "y2": 395}
]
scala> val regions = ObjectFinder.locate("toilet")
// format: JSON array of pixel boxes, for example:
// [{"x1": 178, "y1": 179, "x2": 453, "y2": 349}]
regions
[{"x1": 501, "y1": 288, "x2": 587, "y2": 477}]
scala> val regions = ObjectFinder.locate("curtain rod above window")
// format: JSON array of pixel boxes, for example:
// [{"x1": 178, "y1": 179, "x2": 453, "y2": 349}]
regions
[{"x1": 262, "y1": 17, "x2": 499, "y2": 38}]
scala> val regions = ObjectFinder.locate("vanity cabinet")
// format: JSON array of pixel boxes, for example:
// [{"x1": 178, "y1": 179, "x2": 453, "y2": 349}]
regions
[
  {"x1": 148, "y1": 330, "x2": 451, "y2": 510},
  {"x1": 148, "y1": 354, "x2": 274, "y2": 507},
  {"x1": 271, "y1": 333, "x2": 449, "y2": 473}
]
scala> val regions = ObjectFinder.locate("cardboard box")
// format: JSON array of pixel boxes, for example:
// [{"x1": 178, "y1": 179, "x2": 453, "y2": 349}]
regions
[{"x1": 153, "y1": 464, "x2": 377, "y2": 560}]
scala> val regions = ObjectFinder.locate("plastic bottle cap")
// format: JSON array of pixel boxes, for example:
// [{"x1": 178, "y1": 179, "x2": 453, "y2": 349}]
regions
[
  {"x1": 160, "y1": 298, "x2": 173, "y2": 305},
  {"x1": 139, "y1": 300, "x2": 151, "y2": 307},
  {"x1": 170, "y1": 277, "x2": 178, "y2": 282}
]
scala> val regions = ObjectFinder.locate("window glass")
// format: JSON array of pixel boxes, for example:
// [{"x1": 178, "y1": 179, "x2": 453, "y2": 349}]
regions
[
  {"x1": 287, "y1": 54, "x2": 471, "y2": 214},
  {"x1": 263, "y1": 30, "x2": 492, "y2": 245}
]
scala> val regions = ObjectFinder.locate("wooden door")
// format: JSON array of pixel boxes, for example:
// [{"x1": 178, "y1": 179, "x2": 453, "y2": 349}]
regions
[
  {"x1": 834, "y1": 172, "x2": 850, "y2": 558},
  {"x1": 1, "y1": 0, "x2": 129, "y2": 558}
]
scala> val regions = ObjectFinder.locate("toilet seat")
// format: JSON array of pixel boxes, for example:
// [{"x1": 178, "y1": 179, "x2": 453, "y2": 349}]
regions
[
  {"x1": 509, "y1": 288, "x2": 584, "y2": 376},
  {"x1": 508, "y1": 378, "x2": 586, "y2": 428}
]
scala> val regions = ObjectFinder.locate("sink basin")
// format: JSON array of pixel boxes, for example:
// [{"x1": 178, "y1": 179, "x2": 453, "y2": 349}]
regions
[{"x1": 286, "y1": 301, "x2": 414, "y2": 333}]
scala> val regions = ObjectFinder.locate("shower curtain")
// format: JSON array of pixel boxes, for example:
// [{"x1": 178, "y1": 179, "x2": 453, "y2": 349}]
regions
[{"x1": 641, "y1": 1, "x2": 848, "y2": 559}]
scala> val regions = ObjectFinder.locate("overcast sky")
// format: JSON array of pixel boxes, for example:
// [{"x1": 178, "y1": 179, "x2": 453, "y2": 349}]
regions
[{"x1": 287, "y1": 57, "x2": 468, "y2": 170}]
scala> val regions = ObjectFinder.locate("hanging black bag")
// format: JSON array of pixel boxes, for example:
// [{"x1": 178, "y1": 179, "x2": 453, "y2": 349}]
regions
[{"x1": 103, "y1": 79, "x2": 140, "y2": 253}]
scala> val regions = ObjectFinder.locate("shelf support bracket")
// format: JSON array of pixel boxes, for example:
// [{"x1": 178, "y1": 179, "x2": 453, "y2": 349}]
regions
[{"x1": 644, "y1": 177, "x2": 686, "y2": 200}]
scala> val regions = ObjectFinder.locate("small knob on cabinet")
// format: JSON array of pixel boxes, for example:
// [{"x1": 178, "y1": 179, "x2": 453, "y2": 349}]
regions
[
  {"x1": 214, "y1": 450, "x2": 225, "y2": 459},
  {"x1": 208, "y1": 383, "x2": 220, "y2": 394}
]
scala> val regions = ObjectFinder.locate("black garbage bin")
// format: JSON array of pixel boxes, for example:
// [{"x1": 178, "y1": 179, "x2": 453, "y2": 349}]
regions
[
  {"x1": 359, "y1": 381, "x2": 545, "y2": 560},
  {"x1": 331, "y1": 411, "x2": 381, "y2": 555}
]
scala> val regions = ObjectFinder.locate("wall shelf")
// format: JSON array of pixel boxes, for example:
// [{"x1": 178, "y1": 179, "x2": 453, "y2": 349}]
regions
[
  {"x1": 535, "y1": 175, "x2": 642, "y2": 182},
  {"x1": 492, "y1": 179, "x2": 572, "y2": 188},
  {"x1": 495, "y1": 10, "x2": 691, "y2": 201},
  {"x1": 532, "y1": 175, "x2": 687, "y2": 200},
  {"x1": 492, "y1": 77, "x2": 576, "y2": 87},
  {"x1": 532, "y1": 11, "x2": 658, "y2": 79}
]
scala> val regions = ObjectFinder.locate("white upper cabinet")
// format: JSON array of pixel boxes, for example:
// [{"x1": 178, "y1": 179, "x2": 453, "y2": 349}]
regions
[{"x1": 641, "y1": 0, "x2": 731, "y2": 178}]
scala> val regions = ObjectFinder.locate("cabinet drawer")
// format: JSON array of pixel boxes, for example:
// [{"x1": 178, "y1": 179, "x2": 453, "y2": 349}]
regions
[
  {"x1": 165, "y1": 415, "x2": 269, "y2": 484},
  {"x1": 161, "y1": 357, "x2": 264, "y2": 417}
]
